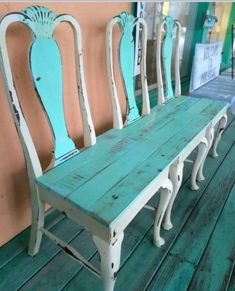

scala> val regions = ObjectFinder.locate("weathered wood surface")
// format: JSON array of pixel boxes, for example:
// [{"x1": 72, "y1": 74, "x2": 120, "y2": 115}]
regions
[
  {"x1": 37, "y1": 97, "x2": 227, "y2": 228},
  {"x1": 0, "y1": 116, "x2": 233, "y2": 291},
  {"x1": 0, "y1": 217, "x2": 83, "y2": 290},
  {"x1": 0, "y1": 210, "x2": 64, "y2": 269},
  {"x1": 188, "y1": 183, "x2": 235, "y2": 291}
]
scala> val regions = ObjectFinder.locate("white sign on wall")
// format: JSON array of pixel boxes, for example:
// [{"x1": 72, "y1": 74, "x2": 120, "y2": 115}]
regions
[{"x1": 190, "y1": 41, "x2": 222, "y2": 92}]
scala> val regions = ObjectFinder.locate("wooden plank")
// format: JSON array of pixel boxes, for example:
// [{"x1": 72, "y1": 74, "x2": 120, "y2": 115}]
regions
[
  {"x1": 188, "y1": 183, "x2": 235, "y2": 291},
  {"x1": 71, "y1": 109, "x2": 226, "y2": 226},
  {"x1": 37, "y1": 96, "x2": 194, "y2": 188},
  {"x1": 0, "y1": 210, "x2": 63, "y2": 269},
  {"x1": 62, "y1": 118, "x2": 235, "y2": 290},
  {"x1": 38, "y1": 96, "x2": 224, "y2": 194},
  {"x1": 146, "y1": 145, "x2": 235, "y2": 291},
  {"x1": 38, "y1": 98, "x2": 205, "y2": 198},
  {"x1": 19, "y1": 229, "x2": 97, "y2": 291},
  {"x1": 0, "y1": 218, "x2": 83, "y2": 290}
]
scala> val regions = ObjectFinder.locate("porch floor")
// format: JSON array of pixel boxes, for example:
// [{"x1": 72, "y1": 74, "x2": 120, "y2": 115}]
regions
[{"x1": 0, "y1": 115, "x2": 235, "y2": 291}]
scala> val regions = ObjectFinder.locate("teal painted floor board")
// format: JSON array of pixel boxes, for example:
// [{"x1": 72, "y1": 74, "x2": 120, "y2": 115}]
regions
[
  {"x1": 188, "y1": 183, "x2": 235, "y2": 291},
  {"x1": 0, "y1": 218, "x2": 83, "y2": 290},
  {"x1": 0, "y1": 209, "x2": 63, "y2": 269}
]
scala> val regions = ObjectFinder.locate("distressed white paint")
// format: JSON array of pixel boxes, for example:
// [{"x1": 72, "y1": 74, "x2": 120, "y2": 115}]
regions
[
  {"x1": 156, "y1": 18, "x2": 166, "y2": 105},
  {"x1": 174, "y1": 20, "x2": 182, "y2": 97},
  {"x1": 191, "y1": 137, "x2": 208, "y2": 191},
  {"x1": 163, "y1": 159, "x2": 184, "y2": 230},
  {"x1": 197, "y1": 126, "x2": 215, "y2": 181},
  {"x1": 153, "y1": 177, "x2": 173, "y2": 247},
  {"x1": 211, "y1": 114, "x2": 228, "y2": 158},
  {"x1": 55, "y1": 15, "x2": 96, "y2": 147},
  {"x1": 93, "y1": 232, "x2": 124, "y2": 291}
]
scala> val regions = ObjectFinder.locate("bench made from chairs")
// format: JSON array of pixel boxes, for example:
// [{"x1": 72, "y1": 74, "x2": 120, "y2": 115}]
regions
[{"x1": 0, "y1": 7, "x2": 228, "y2": 291}]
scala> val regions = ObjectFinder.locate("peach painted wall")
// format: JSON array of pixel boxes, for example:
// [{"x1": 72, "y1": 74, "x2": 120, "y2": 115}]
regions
[{"x1": 0, "y1": 2, "x2": 131, "y2": 246}]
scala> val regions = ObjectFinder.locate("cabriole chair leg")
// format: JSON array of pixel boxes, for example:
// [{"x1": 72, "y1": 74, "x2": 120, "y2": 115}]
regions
[
  {"x1": 163, "y1": 161, "x2": 184, "y2": 230},
  {"x1": 211, "y1": 114, "x2": 228, "y2": 158},
  {"x1": 197, "y1": 126, "x2": 215, "y2": 181},
  {"x1": 153, "y1": 178, "x2": 173, "y2": 247},
  {"x1": 191, "y1": 138, "x2": 208, "y2": 191},
  {"x1": 93, "y1": 232, "x2": 124, "y2": 291}
]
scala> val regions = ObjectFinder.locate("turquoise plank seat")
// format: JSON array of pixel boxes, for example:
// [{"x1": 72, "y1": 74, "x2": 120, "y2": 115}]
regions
[
  {"x1": 37, "y1": 97, "x2": 228, "y2": 226},
  {"x1": 0, "y1": 7, "x2": 228, "y2": 291},
  {"x1": 155, "y1": 15, "x2": 229, "y2": 228}
]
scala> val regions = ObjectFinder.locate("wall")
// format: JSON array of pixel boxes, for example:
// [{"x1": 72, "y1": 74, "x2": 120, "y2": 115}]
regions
[{"x1": 0, "y1": 2, "x2": 130, "y2": 246}]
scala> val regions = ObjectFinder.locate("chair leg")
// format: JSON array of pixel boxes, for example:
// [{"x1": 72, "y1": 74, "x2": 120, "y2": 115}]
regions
[
  {"x1": 191, "y1": 137, "x2": 208, "y2": 191},
  {"x1": 211, "y1": 114, "x2": 227, "y2": 158},
  {"x1": 93, "y1": 232, "x2": 124, "y2": 291},
  {"x1": 162, "y1": 161, "x2": 184, "y2": 230},
  {"x1": 153, "y1": 178, "x2": 173, "y2": 247},
  {"x1": 197, "y1": 127, "x2": 215, "y2": 181},
  {"x1": 28, "y1": 192, "x2": 45, "y2": 256}
]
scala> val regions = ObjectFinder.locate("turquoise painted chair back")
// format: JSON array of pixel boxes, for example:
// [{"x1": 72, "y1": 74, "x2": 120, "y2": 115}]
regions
[
  {"x1": 156, "y1": 15, "x2": 182, "y2": 105},
  {"x1": 0, "y1": 6, "x2": 96, "y2": 179},
  {"x1": 106, "y1": 12, "x2": 150, "y2": 129}
]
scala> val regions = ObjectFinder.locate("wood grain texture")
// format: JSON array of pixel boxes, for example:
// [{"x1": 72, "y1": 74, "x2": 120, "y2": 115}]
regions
[
  {"x1": 0, "y1": 217, "x2": 83, "y2": 290},
  {"x1": 188, "y1": 183, "x2": 235, "y2": 291},
  {"x1": 37, "y1": 98, "x2": 227, "y2": 228},
  {"x1": 0, "y1": 210, "x2": 63, "y2": 269}
]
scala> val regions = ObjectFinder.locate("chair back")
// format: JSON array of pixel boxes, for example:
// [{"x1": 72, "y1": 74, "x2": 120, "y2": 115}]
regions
[
  {"x1": 0, "y1": 6, "x2": 96, "y2": 179},
  {"x1": 156, "y1": 15, "x2": 182, "y2": 105},
  {"x1": 106, "y1": 12, "x2": 150, "y2": 129}
]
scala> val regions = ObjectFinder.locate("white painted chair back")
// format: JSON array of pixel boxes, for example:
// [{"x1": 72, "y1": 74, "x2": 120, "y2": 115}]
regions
[
  {"x1": 106, "y1": 12, "x2": 150, "y2": 129},
  {"x1": 0, "y1": 6, "x2": 96, "y2": 183},
  {"x1": 156, "y1": 15, "x2": 182, "y2": 105}
]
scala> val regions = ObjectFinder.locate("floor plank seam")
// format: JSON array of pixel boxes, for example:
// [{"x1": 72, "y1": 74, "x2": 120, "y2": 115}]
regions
[
  {"x1": 225, "y1": 260, "x2": 235, "y2": 291},
  {"x1": 187, "y1": 173, "x2": 235, "y2": 290},
  {"x1": 0, "y1": 212, "x2": 65, "y2": 270},
  {"x1": 17, "y1": 227, "x2": 86, "y2": 290}
]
